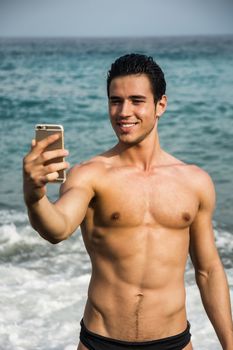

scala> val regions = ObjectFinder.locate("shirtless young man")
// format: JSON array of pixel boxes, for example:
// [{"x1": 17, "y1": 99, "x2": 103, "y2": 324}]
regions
[{"x1": 23, "y1": 54, "x2": 233, "y2": 350}]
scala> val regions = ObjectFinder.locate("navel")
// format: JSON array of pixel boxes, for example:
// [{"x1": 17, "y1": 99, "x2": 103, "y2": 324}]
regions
[
  {"x1": 182, "y1": 212, "x2": 191, "y2": 222},
  {"x1": 111, "y1": 212, "x2": 120, "y2": 220}
]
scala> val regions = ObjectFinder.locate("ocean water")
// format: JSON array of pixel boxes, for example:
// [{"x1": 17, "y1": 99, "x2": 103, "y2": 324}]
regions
[{"x1": 0, "y1": 36, "x2": 233, "y2": 349}]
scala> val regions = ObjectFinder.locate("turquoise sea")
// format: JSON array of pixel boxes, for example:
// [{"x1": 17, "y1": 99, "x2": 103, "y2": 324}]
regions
[{"x1": 0, "y1": 36, "x2": 233, "y2": 349}]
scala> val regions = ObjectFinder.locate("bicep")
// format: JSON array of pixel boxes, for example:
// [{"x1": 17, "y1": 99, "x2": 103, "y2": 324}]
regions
[
  {"x1": 189, "y1": 210, "x2": 219, "y2": 274},
  {"x1": 54, "y1": 165, "x2": 95, "y2": 236},
  {"x1": 189, "y1": 171, "x2": 220, "y2": 273}
]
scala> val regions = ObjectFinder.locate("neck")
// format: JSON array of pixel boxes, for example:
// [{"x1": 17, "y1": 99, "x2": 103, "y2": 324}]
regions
[{"x1": 115, "y1": 129, "x2": 164, "y2": 171}]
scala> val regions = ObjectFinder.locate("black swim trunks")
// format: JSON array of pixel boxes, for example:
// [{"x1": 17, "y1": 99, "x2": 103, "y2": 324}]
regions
[{"x1": 79, "y1": 319, "x2": 191, "y2": 350}]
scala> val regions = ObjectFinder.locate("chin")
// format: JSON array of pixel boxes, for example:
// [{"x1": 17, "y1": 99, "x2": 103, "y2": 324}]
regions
[{"x1": 117, "y1": 134, "x2": 146, "y2": 146}]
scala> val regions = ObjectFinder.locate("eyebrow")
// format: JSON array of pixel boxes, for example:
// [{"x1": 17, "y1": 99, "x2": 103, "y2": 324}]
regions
[{"x1": 109, "y1": 95, "x2": 147, "y2": 100}]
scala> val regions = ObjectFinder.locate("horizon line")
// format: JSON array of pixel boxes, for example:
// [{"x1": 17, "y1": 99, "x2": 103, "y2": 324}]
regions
[{"x1": 0, "y1": 33, "x2": 233, "y2": 40}]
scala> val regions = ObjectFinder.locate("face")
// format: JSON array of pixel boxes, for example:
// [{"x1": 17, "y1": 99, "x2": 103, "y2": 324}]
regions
[{"x1": 108, "y1": 74, "x2": 166, "y2": 146}]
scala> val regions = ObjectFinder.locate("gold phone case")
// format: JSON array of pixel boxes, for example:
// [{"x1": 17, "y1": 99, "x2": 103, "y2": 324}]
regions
[{"x1": 35, "y1": 124, "x2": 66, "y2": 183}]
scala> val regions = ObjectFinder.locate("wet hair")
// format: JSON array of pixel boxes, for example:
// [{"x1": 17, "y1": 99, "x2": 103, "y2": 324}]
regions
[{"x1": 107, "y1": 53, "x2": 166, "y2": 103}]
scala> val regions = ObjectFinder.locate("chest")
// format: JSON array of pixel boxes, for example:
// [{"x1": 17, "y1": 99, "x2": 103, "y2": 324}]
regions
[{"x1": 88, "y1": 170, "x2": 199, "y2": 230}]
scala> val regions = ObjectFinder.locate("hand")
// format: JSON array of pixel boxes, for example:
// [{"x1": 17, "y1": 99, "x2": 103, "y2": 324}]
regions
[{"x1": 23, "y1": 133, "x2": 70, "y2": 205}]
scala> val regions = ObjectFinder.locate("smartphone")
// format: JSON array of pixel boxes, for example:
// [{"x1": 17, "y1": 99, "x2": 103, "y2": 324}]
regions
[{"x1": 35, "y1": 124, "x2": 66, "y2": 183}]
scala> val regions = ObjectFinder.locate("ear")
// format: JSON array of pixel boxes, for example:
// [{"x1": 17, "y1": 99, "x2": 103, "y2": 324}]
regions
[{"x1": 155, "y1": 95, "x2": 167, "y2": 119}]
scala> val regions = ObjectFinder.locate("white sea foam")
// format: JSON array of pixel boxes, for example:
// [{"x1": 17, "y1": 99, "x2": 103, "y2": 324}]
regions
[{"x1": 0, "y1": 209, "x2": 232, "y2": 349}]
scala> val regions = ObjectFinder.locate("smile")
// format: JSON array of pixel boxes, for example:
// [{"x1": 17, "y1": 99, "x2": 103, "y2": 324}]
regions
[
  {"x1": 118, "y1": 123, "x2": 137, "y2": 128},
  {"x1": 116, "y1": 122, "x2": 139, "y2": 132}
]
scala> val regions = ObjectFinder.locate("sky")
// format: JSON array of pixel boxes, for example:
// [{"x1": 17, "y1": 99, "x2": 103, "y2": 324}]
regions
[{"x1": 0, "y1": 0, "x2": 233, "y2": 37}]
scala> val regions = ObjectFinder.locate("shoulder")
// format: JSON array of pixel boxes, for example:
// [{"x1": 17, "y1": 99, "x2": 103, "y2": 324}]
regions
[
  {"x1": 71, "y1": 154, "x2": 111, "y2": 176},
  {"x1": 167, "y1": 155, "x2": 216, "y2": 211},
  {"x1": 184, "y1": 164, "x2": 216, "y2": 211},
  {"x1": 167, "y1": 151, "x2": 214, "y2": 189},
  {"x1": 164, "y1": 152, "x2": 214, "y2": 189},
  {"x1": 183, "y1": 164, "x2": 215, "y2": 190},
  {"x1": 61, "y1": 155, "x2": 110, "y2": 191}
]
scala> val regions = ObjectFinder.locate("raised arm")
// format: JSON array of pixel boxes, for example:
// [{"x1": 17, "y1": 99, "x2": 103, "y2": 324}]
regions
[
  {"x1": 23, "y1": 135, "x2": 94, "y2": 244},
  {"x1": 189, "y1": 170, "x2": 233, "y2": 349}
]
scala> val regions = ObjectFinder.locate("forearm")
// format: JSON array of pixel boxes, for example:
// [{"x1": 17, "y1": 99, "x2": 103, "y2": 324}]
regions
[
  {"x1": 26, "y1": 195, "x2": 69, "y2": 244},
  {"x1": 196, "y1": 263, "x2": 233, "y2": 349}
]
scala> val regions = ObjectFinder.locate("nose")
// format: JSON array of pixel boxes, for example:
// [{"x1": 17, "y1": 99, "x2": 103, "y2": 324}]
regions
[{"x1": 119, "y1": 100, "x2": 132, "y2": 117}]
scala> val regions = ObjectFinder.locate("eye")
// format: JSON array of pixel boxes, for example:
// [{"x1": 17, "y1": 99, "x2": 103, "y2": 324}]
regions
[
  {"x1": 110, "y1": 99, "x2": 122, "y2": 105},
  {"x1": 132, "y1": 99, "x2": 144, "y2": 105}
]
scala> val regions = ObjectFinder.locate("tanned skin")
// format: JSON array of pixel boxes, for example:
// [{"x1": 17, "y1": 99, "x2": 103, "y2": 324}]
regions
[{"x1": 23, "y1": 74, "x2": 233, "y2": 350}]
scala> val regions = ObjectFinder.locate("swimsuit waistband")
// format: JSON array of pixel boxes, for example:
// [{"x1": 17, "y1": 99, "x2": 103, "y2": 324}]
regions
[{"x1": 80, "y1": 318, "x2": 191, "y2": 349}]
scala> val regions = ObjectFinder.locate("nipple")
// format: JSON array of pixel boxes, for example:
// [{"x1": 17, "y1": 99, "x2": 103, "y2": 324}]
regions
[
  {"x1": 111, "y1": 212, "x2": 120, "y2": 220},
  {"x1": 182, "y1": 212, "x2": 191, "y2": 222}
]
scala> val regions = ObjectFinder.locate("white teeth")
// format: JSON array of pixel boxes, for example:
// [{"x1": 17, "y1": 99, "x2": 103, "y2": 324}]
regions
[{"x1": 120, "y1": 123, "x2": 135, "y2": 128}]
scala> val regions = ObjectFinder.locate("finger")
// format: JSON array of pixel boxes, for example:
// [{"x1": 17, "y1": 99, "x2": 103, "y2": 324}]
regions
[
  {"x1": 31, "y1": 133, "x2": 61, "y2": 157},
  {"x1": 24, "y1": 139, "x2": 38, "y2": 163},
  {"x1": 31, "y1": 139, "x2": 36, "y2": 149},
  {"x1": 40, "y1": 172, "x2": 59, "y2": 185},
  {"x1": 40, "y1": 149, "x2": 69, "y2": 163},
  {"x1": 43, "y1": 161, "x2": 70, "y2": 175},
  {"x1": 28, "y1": 133, "x2": 61, "y2": 160}
]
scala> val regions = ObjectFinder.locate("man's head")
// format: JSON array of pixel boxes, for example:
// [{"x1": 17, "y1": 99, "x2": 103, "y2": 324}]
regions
[
  {"x1": 107, "y1": 54, "x2": 167, "y2": 146},
  {"x1": 107, "y1": 53, "x2": 166, "y2": 104}
]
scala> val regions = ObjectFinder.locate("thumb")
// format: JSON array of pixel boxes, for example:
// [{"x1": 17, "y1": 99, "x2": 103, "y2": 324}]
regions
[{"x1": 31, "y1": 139, "x2": 36, "y2": 149}]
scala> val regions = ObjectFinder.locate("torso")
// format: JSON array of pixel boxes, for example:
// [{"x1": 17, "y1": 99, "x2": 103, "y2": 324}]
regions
[{"x1": 79, "y1": 153, "x2": 199, "y2": 341}]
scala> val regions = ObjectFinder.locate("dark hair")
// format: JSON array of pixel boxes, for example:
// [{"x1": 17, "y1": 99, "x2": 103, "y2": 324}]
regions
[{"x1": 107, "y1": 53, "x2": 166, "y2": 102}]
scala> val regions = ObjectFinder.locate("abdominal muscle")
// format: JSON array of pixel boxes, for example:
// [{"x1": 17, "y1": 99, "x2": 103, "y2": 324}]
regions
[{"x1": 81, "y1": 224, "x2": 190, "y2": 342}]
